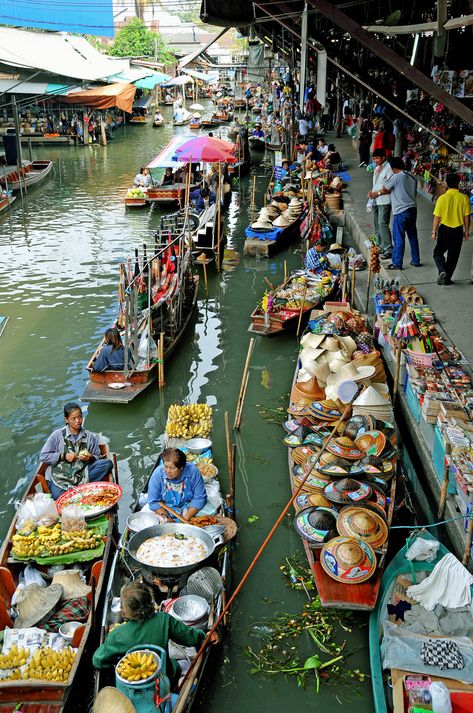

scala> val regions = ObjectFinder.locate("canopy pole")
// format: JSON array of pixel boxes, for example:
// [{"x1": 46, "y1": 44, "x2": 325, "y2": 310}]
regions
[{"x1": 299, "y1": 2, "x2": 308, "y2": 114}]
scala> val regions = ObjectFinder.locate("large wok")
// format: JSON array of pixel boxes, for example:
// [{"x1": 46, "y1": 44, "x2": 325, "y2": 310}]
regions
[{"x1": 127, "y1": 523, "x2": 223, "y2": 577}]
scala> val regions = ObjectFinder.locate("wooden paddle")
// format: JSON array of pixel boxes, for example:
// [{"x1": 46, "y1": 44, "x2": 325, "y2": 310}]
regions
[{"x1": 159, "y1": 502, "x2": 188, "y2": 525}]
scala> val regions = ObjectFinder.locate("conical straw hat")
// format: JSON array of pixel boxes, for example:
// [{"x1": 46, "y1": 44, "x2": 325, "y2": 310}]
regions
[
  {"x1": 52, "y1": 570, "x2": 91, "y2": 601},
  {"x1": 273, "y1": 215, "x2": 291, "y2": 227},
  {"x1": 93, "y1": 687, "x2": 136, "y2": 713},
  {"x1": 15, "y1": 583, "x2": 63, "y2": 628},
  {"x1": 353, "y1": 386, "x2": 389, "y2": 407},
  {"x1": 301, "y1": 333, "x2": 326, "y2": 350}
]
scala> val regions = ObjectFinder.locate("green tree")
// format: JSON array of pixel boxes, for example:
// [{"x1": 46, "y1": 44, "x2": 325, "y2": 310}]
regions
[{"x1": 109, "y1": 17, "x2": 174, "y2": 64}]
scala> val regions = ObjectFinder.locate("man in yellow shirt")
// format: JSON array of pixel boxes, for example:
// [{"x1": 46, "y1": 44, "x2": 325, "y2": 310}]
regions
[{"x1": 432, "y1": 173, "x2": 470, "y2": 285}]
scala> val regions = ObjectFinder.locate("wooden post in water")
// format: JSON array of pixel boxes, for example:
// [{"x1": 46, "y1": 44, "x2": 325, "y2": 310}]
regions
[
  {"x1": 251, "y1": 175, "x2": 256, "y2": 225},
  {"x1": 158, "y1": 332, "x2": 165, "y2": 388},
  {"x1": 284, "y1": 260, "x2": 287, "y2": 282},
  {"x1": 234, "y1": 338, "x2": 255, "y2": 430}
]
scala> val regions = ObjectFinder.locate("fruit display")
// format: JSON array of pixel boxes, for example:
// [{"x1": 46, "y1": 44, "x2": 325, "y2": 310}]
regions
[
  {"x1": 126, "y1": 188, "x2": 146, "y2": 199},
  {"x1": 0, "y1": 645, "x2": 30, "y2": 670},
  {"x1": 166, "y1": 403, "x2": 212, "y2": 439},
  {"x1": 27, "y1": 646, "x2": 76, "y2": 682},
  {"x1": 116, "y1": 650, "x2": 158, "y2": 682},
  {"x1": 370, "y1": 244, "x2": 381, "y2": 273},
  {"x1": 196, "y1": 461, "x2": 218, "y2": 479},
  {"x1": 11, "y1": 522, "x2": 102, "y2": 560},
  {"x1": 0, "y1": 645, "x2": 76, "y2": 683}
]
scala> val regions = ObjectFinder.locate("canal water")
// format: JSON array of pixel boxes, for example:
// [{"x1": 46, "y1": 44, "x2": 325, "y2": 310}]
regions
[{"x1": 0, "y1": 109, "x2": 373, "y2": 711}]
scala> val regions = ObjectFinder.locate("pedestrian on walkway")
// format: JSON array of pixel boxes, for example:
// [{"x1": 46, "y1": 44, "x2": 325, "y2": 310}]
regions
[
  {"x1": 379, "y1": 157, "x2": 421, "y2": 270},
  {"x1": 368, "y1": 149, "x2": 393, "y2": 258},
  {"x1": 357, "y1": 110, "x2": 373, "y2": 167},
  {"x1": 432, "y1": 173, "x2": 470, "y2": 285}
]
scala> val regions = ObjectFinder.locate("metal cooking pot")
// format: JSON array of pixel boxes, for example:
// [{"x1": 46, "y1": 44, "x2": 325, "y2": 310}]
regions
[{"x1": 126, "y1": 523, "x2": 223, "y2": 577}]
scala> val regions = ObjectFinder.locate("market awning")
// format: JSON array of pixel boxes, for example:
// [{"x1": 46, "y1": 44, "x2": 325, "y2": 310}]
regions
[
  {"x1": 178, "y1": 27, "x2": 229, "y2": 69},
  {"x1": 0, "y1": 27, "x2": 127, "y2": 81},
  {"x1": 0, "y1": 80, "x2": 73, "y2": 96},
  {"x1": 134, "y1": 72, "x2": 170, "y2": 90},
  {"x1": 133, "y1": 95, "x2": 153, "y2": 109},
  {"x1": 59, "y1": 82, "x2": 136, "y2": 113},
  {"x1": 181, "y1": 68, "x2": 219, "y2": 83},
  {"x1": 160, "y1": 75, "x2": 194, "y2": 87}
]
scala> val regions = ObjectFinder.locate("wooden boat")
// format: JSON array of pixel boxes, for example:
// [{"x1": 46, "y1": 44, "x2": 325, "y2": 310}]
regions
[
  {"x1": 0, "y1": 449, "x2": 117, "y2": 712},
  {"x1": 249, "y1": 271, "x2": 337, "y2": 336},
  {"x1": 190, "y1": 122, "x2": 201, "y2": 130},
  {"x1": 214, "y1": 112, "x2": 232, "y2": 123},
  {"x1": 172, "y1": 112, "x2": 192, "y2": 127},
  {"x1": 153, "y1": 119, "x2": 164, "y2": 127},
  {"x1": 82, "y1": 234, "x2": 199, "y2": 404},
  {"x1": 234, "y1": 98, "x2": 247, "y2": 109},
  {"x1": 0, "y1": 192, "x2": 15, "y2": 213},
  {"x1": 286, "y1": 308, "x2": 397, "y2": 609},
  {"x1": 0, "y1": 160, "x2": 53, "y2": 192},
  {"x1": 252, "y1": 106, "x2": 262, "y2": 114},
  {"x1": 249, "y1": 136, "x2": 266, "y2": 152},
  {"x1": 200, "y1": 116, "x2": 220, "y2": 129},
  {"x1": 94, "y1": 413, "x2": 234, "y2": 712},
  {"x1": 129, "y1": 115, "x2": 150, "y2": 125},
  {"x1": 124, "y1": 194, "x2": 148, "y2": 208},
  {"x1": 145, "y1": 137, "x2": 197, "y2": 206},
  {"x1": 369, "y1": 530, "x2": 473, "y2": 712},
  {"x1": 243, "y1": 206, "x2": 304, "y2": 258},
  {"x1": 265, "y1": 142, "x2": 283, "y2": 152}
]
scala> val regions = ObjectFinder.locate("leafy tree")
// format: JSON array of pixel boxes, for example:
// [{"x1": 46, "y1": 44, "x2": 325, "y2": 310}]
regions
[{"x1": 109, "y1": 17, "x2": 174, "y2": 64}]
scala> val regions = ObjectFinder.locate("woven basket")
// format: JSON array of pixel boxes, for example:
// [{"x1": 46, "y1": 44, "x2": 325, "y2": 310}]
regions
[
  {"x1": 215, "y1": 515, "x2": 238, "y2": 542},
  {"x1": 325, "y1": 193, "x2": 342, "y2": 210}
]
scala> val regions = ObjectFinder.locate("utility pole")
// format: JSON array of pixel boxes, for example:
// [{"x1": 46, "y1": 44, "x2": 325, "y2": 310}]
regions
[{"x1": 299, "y1": 2, "x2": 308, "y2": 114}]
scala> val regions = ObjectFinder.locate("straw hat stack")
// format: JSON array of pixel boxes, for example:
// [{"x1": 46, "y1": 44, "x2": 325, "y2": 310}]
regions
[
  {"x1": 352, "y1": 385, "x2": 394, "y2": 423},
  {"x1": 93, "y1": 688, "x2": 136, "y2": 713}
]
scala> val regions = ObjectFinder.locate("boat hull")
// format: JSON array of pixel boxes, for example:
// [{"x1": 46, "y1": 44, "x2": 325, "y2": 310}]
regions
[
  {"x1": 82, "y1": 277, "x2": 199, "y2": 404},
  {"x1": 0, "y1": 160, "x2": 53, "y2": 192},
  {"x1": 249, "y1": 137, "x2": 265, "y2": 152}
]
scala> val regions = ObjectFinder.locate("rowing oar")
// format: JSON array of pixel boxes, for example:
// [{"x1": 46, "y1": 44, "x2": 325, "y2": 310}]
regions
[
  {"x1": 159, "y1": 502, "x2": 188, "y2": 525},
  {"x1": 175, "y1": 386, "x2": 361, "y2": 702}
]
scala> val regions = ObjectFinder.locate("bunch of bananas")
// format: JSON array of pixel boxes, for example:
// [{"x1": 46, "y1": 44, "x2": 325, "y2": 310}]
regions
[
  {"x1": 26, "y1": 646, "x2": 76, "y2": 682},
  {"x1": 0, "y1": 645, "x2": 30, "y2": 670},
  {"x1": 12, "y1": 524, "x2": 102, "y2": 559},
  {"x1": 117, "y1": 651, "x2": 158, "y2": 682},
  {"x1": 166, "y1": 403, "x2": 212, "y2": 439}
]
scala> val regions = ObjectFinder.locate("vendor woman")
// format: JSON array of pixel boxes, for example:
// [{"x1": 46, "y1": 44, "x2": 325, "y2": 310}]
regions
[
  {"x1": 40, "y1": 402, "x2": 113, "y2": 499},
  {"x1": 93, "y1": 581, "x2": 218, "y2": 688},
  {"x1": 147, "y1": 448, "x2": 207, "y2": 521},
  {"x1": 92, "y1": 328, "x2": 126, "y2": 372}
]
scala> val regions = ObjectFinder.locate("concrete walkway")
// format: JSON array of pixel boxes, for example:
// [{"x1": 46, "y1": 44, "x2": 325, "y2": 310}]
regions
[{"x1": 332, "y1": 134, "x2": 473, "y2": 366}]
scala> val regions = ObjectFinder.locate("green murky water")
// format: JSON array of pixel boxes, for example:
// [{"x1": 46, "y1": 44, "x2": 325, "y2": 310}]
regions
[{"x1": 0, "y1": 107, "x2": 373, "y2": 711}]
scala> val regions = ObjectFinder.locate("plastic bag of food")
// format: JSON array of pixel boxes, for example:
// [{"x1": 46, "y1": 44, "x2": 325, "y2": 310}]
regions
[
  {"x1": 11, "y1": 565, "x2": 47, "y2": 605},
  {"x1": 16, "y1": 493, "x2": 59, "y2": 530},
  {"x1": 429, "y1": 682, "x2": 452, "y2": 713},
  {"x1": 61, "y1": 505, "x2": 86, "y2": 532}
]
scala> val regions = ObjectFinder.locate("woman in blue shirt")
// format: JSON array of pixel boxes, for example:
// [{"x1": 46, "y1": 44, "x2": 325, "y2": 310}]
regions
[
  {"x1": 148, "y1": 448, "x2": 207, "y2": 521},
  {"x1": 92, "y1": 328, "x2": 126, "y2": 372}
]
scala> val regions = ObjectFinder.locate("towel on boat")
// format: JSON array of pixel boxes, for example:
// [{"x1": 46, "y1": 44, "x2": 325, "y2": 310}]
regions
[{"x1": 406, "y1": 554, "x2": 473, "y2": 611}]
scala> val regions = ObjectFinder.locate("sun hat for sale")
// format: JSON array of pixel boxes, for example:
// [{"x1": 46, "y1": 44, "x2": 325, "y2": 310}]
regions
[
  {"x1": 316, "y1": 458, "x2": 353, "y2": 477},
  {"x1": 323, "y1": 478, "x2": 372, "y2": 505},
  {"x1": 251, "y1": 219, "x2": 273, "y2": 231},
  {"x1": 355, "y1": 430, "x2": 387, "y2": 457},
  {"x1": 273, "y1": 214, "x2": 291, "y2": 227},
  {"x1": 301, "y1": 333, "x2": 326, "y2": 350},
  {"x1": 336, "y1": 506, "x2": 388, "y2": 549},
  {"x1": 294, "y1": 506, "x2": 338, "y2": 544},
  {"x1": 294, "y1": 492, "x2": 332, "y2": 511},
  {"x1": 320, "y1": 536, "x2": 377, "y2": 584},
  {"x1": 326, "y1": 436, "x2": 364, "y2": 460},
  {"x1": 15, "y1": 583, "x2": 63, "y2": 629}
]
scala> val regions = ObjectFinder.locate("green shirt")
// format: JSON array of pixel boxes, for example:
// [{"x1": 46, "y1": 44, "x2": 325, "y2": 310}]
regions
[{"x1": 92, "y1": 612, "x2": 206, "y2": 687}]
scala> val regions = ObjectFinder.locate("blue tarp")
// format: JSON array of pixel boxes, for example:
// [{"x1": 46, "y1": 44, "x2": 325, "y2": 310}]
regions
[
  {"x1": 244, "y1": 226, "x2": 283, "y2": 242},
  {"x1": 0, "y1": 0, "x2": 114, "y2": 37}
]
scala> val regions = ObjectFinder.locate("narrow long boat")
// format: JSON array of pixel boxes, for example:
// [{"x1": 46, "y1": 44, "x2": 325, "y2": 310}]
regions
[
  {"x1": 0, "y1": 160, "x2": 53, "y2": 192},
  {"x1": 249, "y1": 271, "x2": 337, "y2": 336},
  {"x1": 0, "y1": 448, "x2": 117, "y2": 712},
  {"x1": 81, "y1": 234, "x2": 199, "y2": 404},
  {"x1": 0, "y1": 192, "x2": 15, "y2": 213},
  {"x1": 129, "y1": 115, "x2": 150, "y2": 125},
  {"x1": 286, "y1": 309, "x2": 397, "y2": 610},
  {"x1": 370, "y1": 530, "x2": 473, "y2": 712},
  {"x1": 153, "y1": 119, "x2": 165, "y2": 127},
  {"x1": 249, "y1": 136, "x2": 265, "y2": 152},
  {"x1": 145, "y1": 136, "x2": 195, "y2": 206},
  {"x1": 94, "y1": 409, "x2": 234, "y2": 713}
]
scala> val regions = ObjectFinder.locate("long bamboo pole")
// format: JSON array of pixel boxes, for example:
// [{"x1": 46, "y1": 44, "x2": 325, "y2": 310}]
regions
[
  {"x1": 350, "y1": 261, "x2": 356, "y2": 307},
  {"x1": 201, "y1": 254, "x2": 208, "y2": 297},
  {"x1": 217, "y1": 163, "x2": 222, "y2": 272},
  {"x1": 224, "y1": 411, "x2": 232, "y2": 477},
  {"x1": 365, "y1": 262, "x2": 372, "y2": 313},
  {"x1": 234, "y1": 338, "x2": 255, "y2": 430},
  {"x1": 437, "y1": 444, "x2": 452, "y2": 519},
  {"x1": 178, "y1": 392, "x2": 357, "y2": 695}
]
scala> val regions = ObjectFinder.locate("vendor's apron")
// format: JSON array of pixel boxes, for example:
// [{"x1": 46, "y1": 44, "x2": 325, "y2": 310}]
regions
[
  {"x1": 50, "y1": 428, "x2": 90, "y2": 492},
  {"x1": 162, "y1": 477, "x2": 192, "y2": 516}
]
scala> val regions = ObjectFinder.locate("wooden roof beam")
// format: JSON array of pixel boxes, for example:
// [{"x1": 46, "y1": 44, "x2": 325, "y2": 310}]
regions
[
  {"x1": 307, "y1": 0, "x2": 473, "y2": 126},
  {"x1": 363, "y1": 13, "x2": 473, "y2": 35}
]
